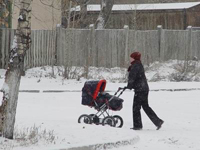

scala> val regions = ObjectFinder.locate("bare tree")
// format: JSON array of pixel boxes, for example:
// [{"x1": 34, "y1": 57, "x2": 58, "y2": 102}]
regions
[
  {"x1": 0, "y1": 0, "x2": 32, "y2": 139},
  {"x1": 61, "y1": 0, "x2": 114, "y2": 29},
  {"x1": 77, "y1": 0, "x2": 89, "y2": 28},
  {"x1": 61, "y1": 0, "x2": 71, "y2": 28},
  {"x1": 95, "y1": 0, "x2": 114, "y2": 29},
  {"x1": 61, "y1": 0, "x2": 89, "y2": 28}
]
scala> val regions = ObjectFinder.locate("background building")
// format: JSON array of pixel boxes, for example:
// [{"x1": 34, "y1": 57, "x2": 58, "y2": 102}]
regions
[
  {"x1": 10, "y1": 0, "x2": 200, "y2": 30},
  {"x1": 89, "y1": 0, "x2": 200, "y2": 4},
  {"x1": 70, "y1": 2, "x2": 200, "y2": 30},
  {"x1": 12, "y1": 0, "x2": 61, "y2": 30}
]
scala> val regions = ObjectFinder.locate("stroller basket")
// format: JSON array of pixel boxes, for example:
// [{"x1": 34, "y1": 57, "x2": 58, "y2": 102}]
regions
[
  {"x1": 97, "y1": 92, "x2": 123, "y2": 111},
  {"x1": 81, "y1": 80, "x2": 123, "y2": 111}
]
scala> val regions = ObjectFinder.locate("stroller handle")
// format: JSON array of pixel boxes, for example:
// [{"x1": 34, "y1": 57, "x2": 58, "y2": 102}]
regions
[{"x1": 114, "y1": 87, "x2": 127, "y2": 97}]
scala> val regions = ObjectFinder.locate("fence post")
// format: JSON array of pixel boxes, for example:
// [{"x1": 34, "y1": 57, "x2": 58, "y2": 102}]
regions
[
  {"x1": 0, "y1": 29, "x2": 2, "y2": 68},
  {"x1": 182, "y1": 26, "x2": 193, "y2": 73},
  {"x1": 133, "y1": 28, "x2": 138, "y2": 55},
  {"x1": 89, "y1": 24, "x2": 95, "y2": 65},
  {"x1": 124, "y1": 25, "x2": 129, "y2": 67},
  {"x1": 157, "y1": 25, "x2": 163, "y2": 61},
  {"x1": 55, "y1": 26, "x2": 60, "y2": 66},
  {"x1": 83, "y1": 24, "x2": 95, "y2": 78},
  {"x1": 186, "y1": 26, "x2": 192, "y2": 61},
  {"x1": 89, "y1": 24, "x2": 97, "y2": 67},
  {"x1": 55, "y1": 27, "x2": 62, "y2": 66}
]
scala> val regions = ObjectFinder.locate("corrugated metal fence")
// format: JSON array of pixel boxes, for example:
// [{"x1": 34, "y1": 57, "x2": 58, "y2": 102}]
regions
[{"x1": 0, "y1": 27, "x2": 200, "y2": 69}]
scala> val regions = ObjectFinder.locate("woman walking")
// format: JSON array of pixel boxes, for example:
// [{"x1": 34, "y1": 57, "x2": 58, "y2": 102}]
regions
[{"x1": 126, "y1": 52, "x2": 164, "y2": 130}]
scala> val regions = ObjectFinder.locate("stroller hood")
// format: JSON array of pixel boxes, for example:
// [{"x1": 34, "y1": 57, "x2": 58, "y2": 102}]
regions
[{"x1": 82, "y1": 80, "x2": 106, "y2": 106}]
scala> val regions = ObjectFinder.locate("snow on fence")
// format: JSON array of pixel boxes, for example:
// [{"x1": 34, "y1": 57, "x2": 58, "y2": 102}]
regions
[{"x1": 0, "y1": 26, "x2": 200, "y2": 69}]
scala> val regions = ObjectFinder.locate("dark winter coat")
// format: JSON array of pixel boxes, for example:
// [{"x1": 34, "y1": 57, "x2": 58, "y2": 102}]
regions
[{"x1": 127, "y1": 61, "x2": 149, "y2": 92}]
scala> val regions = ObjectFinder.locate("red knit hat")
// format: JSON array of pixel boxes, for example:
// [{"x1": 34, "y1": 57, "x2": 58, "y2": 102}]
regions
[{"x1": 130, "y1": 52, "x2": 141, "y2": 61}]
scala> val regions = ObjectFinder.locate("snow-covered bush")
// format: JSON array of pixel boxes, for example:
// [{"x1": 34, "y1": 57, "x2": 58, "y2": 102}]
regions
[
  {"x1": 146, "y1": 60, "x2": 200, "y2": 82},
  {"x1": 169, "y1": 60, "x2": 200, "y2": 82},
  {"x1": 14, "y1": 125, "x2": 58, "y2": 146},
  {"x1": 0, "y1": 125, "x2": 59, "y2": 150},
  {"x1": 21, "y1": 60, "x2": 200, "y2": 82}
]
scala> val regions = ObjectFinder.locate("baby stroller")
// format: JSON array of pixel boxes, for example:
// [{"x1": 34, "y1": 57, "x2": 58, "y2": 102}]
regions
[{"x1": 78, "y1": 79, "x2": 125, "y2": 128}]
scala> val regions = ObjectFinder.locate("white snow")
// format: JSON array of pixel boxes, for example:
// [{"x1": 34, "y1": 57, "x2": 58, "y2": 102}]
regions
[
  {"x1": 96, "y1": 16, "x2": 105, "y2": 29},
  {"x1": 56, "y1": 24, "x2": 61, "y2": 27},
  {"x1": 71, "y1": 2, "x2": 200, "y2": 12},
  {"x1": 0, "y1": 82, "x2": 9, "y2": 106},
  {"x1": 0, "y1": 61, "x2": 200, "y2": 150},
  {"x1": 101, "y1": 0, "x2": 106, "y2": 9},
  {"x1": 124, "y1": 25, "x2": 129, "y2": 29},
  {"x1": 11, "y1": 36, "x2": 17, "y2": 50},
  {"x1": 10, "y1": 36, "x2": 18, "y2": 63},
  {"x1": 18, "y1": 15, "x2": 23, "y2": 20},
  {"x1": 89, "y1": 24, "x2": 94, "y2": 28}
]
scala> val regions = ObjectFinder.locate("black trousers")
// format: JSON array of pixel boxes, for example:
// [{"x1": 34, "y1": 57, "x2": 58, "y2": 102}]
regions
[{"x1": 133, "y1": 91, "x2": 162, "y2": 128}]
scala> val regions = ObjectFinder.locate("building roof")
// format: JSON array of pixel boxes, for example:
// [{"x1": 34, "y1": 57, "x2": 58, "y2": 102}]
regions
[{"x1": 72, "y1": 2, "x2": 200, "y2": 11}]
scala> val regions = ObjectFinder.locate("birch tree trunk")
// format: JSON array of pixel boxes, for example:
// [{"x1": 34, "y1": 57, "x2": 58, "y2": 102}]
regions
[
  {"x1": 0, "y1": 0, "x2": 32, "y2": 139},
  {"x1": 95, "y1": 0, "x2": 114, "y2": 29}
]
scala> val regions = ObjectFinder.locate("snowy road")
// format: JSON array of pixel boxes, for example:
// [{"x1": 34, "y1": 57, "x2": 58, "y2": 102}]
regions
[
  {"x1": 0, "y1": 75, "x2": 200, "y2": 150},
  {"x1": 13, "y1": 87, "x2": 200, "y2": 150}
]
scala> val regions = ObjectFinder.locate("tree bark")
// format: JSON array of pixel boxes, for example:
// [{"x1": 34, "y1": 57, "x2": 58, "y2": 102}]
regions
[
  {"x1": 95, "y1": 0, "x2": 114, "y2": 29},
  {"x1": 61, "y1": 0, "x2": 70, "y2": 28},
  {"x1": 78, "y1": 0, "x2": 89, "y2": 28},
  {"x1": 0, "y1": 0, "x2": 32, "y2": 139}
]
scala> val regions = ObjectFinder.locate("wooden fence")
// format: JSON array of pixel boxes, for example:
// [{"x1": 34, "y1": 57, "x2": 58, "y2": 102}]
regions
[
  {"x1": 0, "y1": 29, "x2": 56, "y2": 69},
  {"x1": 0, "y1": 26, "x2": 200, "y2": 69}
]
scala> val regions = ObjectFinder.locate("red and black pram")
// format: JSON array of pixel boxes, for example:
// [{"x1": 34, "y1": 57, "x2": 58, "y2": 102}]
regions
[{"x1": 78, "y1": 79, "x2": 125, "y2": 128}]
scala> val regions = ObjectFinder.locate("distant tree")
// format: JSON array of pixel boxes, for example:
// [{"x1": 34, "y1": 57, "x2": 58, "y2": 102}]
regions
[
  {"x1": 61, "y1": 0, "x2": 72, "y2": 28},
  {"x1": 0, "y1": 0, "x2": 32, "y2": 139},
  {"x1": 61, "y1": 0, "x2": 89, "y2": 28},
  {"x1": 95, "y1": 0, "x2": 114, "y2": 29},
  {"x1": 77, "y1": 0, "x2": 89, "y2": 28},
  {"x1": 61, "y1": 0, "x2": 114, "y2": 29}
]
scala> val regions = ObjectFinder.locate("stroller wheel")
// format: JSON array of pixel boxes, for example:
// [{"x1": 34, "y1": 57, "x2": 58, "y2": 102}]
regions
[
  {"x1": 78, "y1": 114, "x2": 92, "y2": 124},
  {"x1": 102, "y1": 116, "x2": 116, "y2": 127},
  {"x1": 113, "y1": 115, "x2": 123, "y2": 128},
  {"x1": 89, "y1": 114, "x2": 100, "y2": 124}
]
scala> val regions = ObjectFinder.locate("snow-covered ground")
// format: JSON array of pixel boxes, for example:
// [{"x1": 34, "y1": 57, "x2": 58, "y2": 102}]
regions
[{"x1": 0, "y1": 61, "x2": 200, "y2": 150}]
